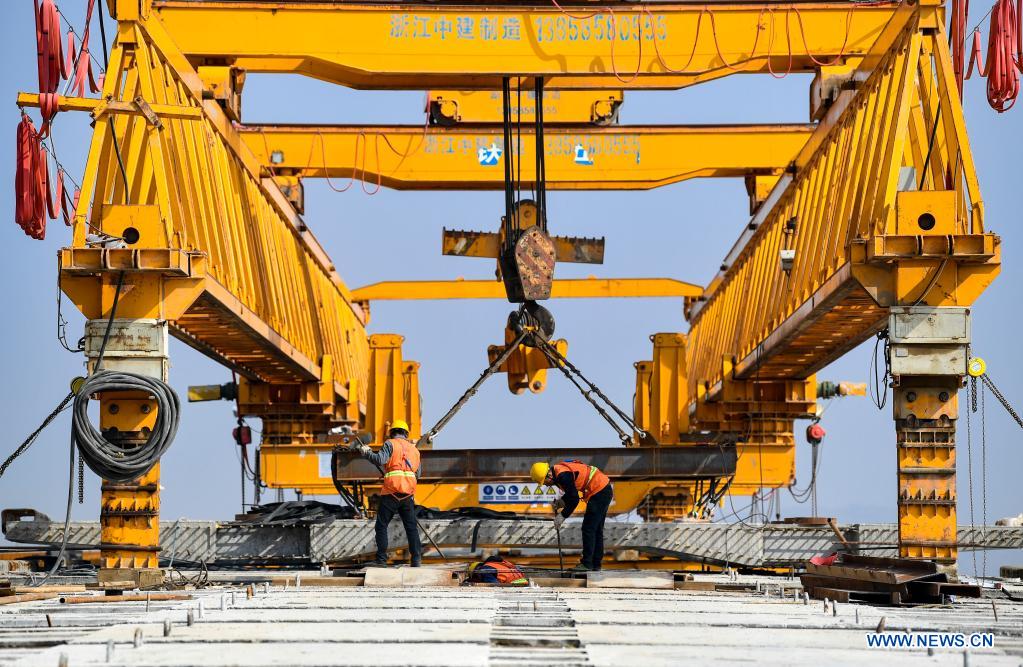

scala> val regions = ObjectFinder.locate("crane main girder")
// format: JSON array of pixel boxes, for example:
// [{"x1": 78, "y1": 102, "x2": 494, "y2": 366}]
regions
[
  {"x1": 241, "y1": 123, "x2": 812, "y2": 190},
  {"x1": 148, "y1": 0, "x2": 914, "y2": 89}
]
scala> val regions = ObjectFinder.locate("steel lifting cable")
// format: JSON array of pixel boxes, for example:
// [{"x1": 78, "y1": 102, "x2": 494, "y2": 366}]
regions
[
  {"x1": 533, "y1": 336, "x2": 644, "y2": 444},
  {"x1": 418, "y1": 329, "x2": 530, "y2": 445},
  {"x1": 538, "y1": 343, "x2": 632, "y2": 443}
]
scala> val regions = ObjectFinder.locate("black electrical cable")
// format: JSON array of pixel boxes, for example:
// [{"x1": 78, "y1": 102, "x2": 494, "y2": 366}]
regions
[
  {"x1": 501, "y1": 77, "x2": 514, "y2": 241},
  {"x1": 919, "y1": 106, "x2": 942, "y2": 190},
  {"x1": 72, "y1": 371, "x2": 180, "y2": 483},
  {"x1": 534, "y1": 77, "x2": 547, "y2": 231}
]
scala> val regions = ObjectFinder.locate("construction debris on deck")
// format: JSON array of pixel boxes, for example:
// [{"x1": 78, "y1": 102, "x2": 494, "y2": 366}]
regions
[{"x1": 801, "y1": 554, "x2": 982, "y2": 605}]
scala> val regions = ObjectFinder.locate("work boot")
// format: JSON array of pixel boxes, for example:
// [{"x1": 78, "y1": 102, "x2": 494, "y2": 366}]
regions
[
  {"x1": 570, "y1": 563, "x2": 591, "y2": 572},
  {"x1": 410, "y1": 561, "x2": 422, "y2": 568},
  {"x1": 366, "y1": 560, "x2": 388, "y2": 568}
]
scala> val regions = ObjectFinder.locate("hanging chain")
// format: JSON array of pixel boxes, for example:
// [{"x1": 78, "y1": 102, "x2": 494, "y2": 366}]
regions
[
  {"x1": 981, "y1": 381, "x2": 988, "y2": 582},
  {"x1": 77, "y1": 450, "x2": 84, "y2": 505},
  {"x1": 967, "y1": 376, "x2": 977, "y2": 579}
]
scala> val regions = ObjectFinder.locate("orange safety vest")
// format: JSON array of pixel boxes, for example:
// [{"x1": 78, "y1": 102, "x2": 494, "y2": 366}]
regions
[
  {"x1": 552, "y1": 460, "x2": 610, "y2": 501},
  {"x1": 471, "y1": 558, "x2": 528, "y2": 586},
  {"x1": 380, "y1": 437, "x2": 420, "y2": 498}
]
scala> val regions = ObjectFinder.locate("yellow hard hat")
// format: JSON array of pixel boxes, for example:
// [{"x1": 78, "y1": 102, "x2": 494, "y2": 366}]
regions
[
  {"x1": 390, "y1": 419, "x2": 410, "y2": 433},
  {"x1": 530, "y1": 462, "x2": 550, "y2": 485}
]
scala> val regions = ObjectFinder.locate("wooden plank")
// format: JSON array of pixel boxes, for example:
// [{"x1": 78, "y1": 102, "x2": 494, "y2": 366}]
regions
[
  {"x1": 673, "y1": 581, "x2": 717, "y2": 591},
  {"x1": 363, "y1": 567, "x2": 457, "y2": 587},
  {"x1": 269, "y1": 576, "x2": 364, "y2": 587},
  {"x1": 586, "y1": 571, "x2": 674, "y2": 590},
  {"x1": 906, "y1": 581, "x2": 981, "y2": 599},
  {"x1": 800, "y1": 574, "x2": 908, "y2": 595},
  {"x1": 0, "y1": 585, "x2": 87, "y2": 597},
  {"x1": 807, "y1": 587, "x2": 851, "y2": 603},
  {"x1": 530, "y1": 577, "x2": 587, "y2": 588},
  {"x1": 806, "y1": 561, "x2": 935, "y2": 585},
  {"x1": 0, "y1": 592, "x2": 58, "y2": 605}
]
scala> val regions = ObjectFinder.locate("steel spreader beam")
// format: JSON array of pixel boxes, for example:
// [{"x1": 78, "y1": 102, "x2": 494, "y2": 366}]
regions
[
  {"x1": 150, "y1": 0, "x2": 913, "y2": 89},
  {"x1": 333, "y1": 445, "x2": 737, "y2": 482},
  {"x1": 351, "y1": 278, "x2": 703, "y2": 302},
  {"x1": 242, "y1": 123, "x2": 812, "y2": 190}
]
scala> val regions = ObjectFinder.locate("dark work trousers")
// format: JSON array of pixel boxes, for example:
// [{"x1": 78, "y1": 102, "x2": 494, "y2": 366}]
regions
[
  {"x1": 375, "y1": 494, "x2": 423, "y2": 564},
  {"x1": 581, "y1": 484, "x2": 614, "y2": 570}
]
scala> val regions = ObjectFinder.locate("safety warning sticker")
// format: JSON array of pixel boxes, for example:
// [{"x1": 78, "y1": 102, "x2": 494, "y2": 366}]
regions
[{"x1": 479, "y1": 483, "x2": 558, "y2": 504}]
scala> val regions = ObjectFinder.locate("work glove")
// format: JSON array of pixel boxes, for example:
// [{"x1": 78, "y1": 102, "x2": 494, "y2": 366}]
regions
[
  {"x1": 552, "y1": 498, "x2": 565, "y2": 513},
  {"x1": 358, "y1": 444, "x2": 372, "y2": 456},
  {"x1": 553, "y1": 513, "x2": 565, "y2": 530}
]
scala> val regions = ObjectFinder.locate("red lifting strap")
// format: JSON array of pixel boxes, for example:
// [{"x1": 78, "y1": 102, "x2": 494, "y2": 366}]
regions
[
  {"x1": 966, "y1": 0, "x2": 1023, "y2": 112},
  {"x1": 15, "y1": 115, "x2": 71, "y2": 240},
  {"x1": 34, "y1": 0, "x2": 66, "y2": 136},
  {"x1": 68, "y1": 0, "x2": 101, "y2": 99},
  {"x1": 16, "y1": 115, "x2": 48, "y2": 240}
]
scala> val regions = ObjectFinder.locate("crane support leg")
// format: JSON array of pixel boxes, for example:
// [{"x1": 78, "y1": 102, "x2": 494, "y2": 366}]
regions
[
  {"x1": 889, "y1": 306, "x2": 969, "y2": 566},
  {"x1": 87, "y1": 318, "x2": 171, "y2": 589}
]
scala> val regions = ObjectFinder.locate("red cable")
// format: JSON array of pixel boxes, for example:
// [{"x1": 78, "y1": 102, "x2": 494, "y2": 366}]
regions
[
  {"x1": 765, "y1": 8, "x2": 795, "y2": 79},
  {"x1": 967, "y1": 0, "x2": 1023, "y2": 112},
  {"x1": 793, "y1": 7, "x2": 853, "y2": 68}
]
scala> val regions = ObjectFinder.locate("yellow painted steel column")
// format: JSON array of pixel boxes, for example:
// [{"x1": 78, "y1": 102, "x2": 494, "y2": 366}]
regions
[
  {"x1": 893, "y1": 377, "x2": 959, "y2": 564},
  {"x1": 366, "y1": 334, "x2": 421, "y2": 444},
  {"x1": 648, "y1": 333, "x2": 690, "y2": 443}
]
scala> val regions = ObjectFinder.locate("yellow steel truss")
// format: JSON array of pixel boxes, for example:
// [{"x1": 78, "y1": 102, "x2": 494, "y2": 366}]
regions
[
  {"x1": 58, "y1": 18, "x2": 374, "y2": 402},
  {"x1": 684, "y1": 18, "x2": 999, "y2": 562}
]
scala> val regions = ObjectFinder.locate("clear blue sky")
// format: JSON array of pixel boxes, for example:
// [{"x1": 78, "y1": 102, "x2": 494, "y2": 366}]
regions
[{"x1": 0, "y1": 2, "x2": 1019, "y2": 575}]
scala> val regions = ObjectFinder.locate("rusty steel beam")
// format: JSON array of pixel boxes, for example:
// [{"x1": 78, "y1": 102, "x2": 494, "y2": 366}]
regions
[{"x1": 333, "y1": 445, "x2": 736, "y2": 482}]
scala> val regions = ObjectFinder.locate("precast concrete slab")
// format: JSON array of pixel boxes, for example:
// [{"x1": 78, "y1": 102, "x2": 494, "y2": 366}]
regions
[{"x1": 0, "y1": 575, "x2": 1019, "y2": 666}]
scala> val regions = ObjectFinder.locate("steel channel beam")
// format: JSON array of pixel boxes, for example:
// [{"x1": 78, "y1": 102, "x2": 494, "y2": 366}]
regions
[{"x1": 333, "y1": 445, "x2": 737, "y2": 482}]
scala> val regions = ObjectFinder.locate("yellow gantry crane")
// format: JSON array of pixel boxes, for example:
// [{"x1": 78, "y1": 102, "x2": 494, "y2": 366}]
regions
[{"x1": 16, "y1": 0, "x2": 999, "y2": 584}]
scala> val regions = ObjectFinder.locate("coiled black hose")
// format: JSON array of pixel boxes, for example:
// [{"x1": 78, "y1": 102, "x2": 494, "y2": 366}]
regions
[{"x1": 71, "y1": 370, "x2": 179, "y2": 483}]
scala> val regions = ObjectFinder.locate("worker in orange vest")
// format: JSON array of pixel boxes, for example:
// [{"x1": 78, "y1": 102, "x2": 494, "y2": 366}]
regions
[
  {"x1": 358, "y1": 420, "x2": 422, "y2": 567},
  {"x1": 467, "y1": 556, "x2": 529, "y2": 586},
  {"x1": 530, "y1": 460, "x2": 613, "y2": 572}
]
